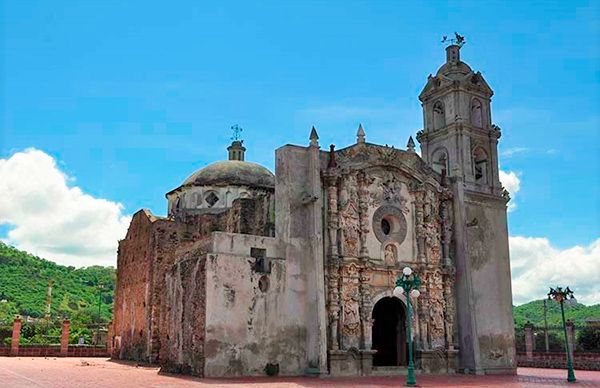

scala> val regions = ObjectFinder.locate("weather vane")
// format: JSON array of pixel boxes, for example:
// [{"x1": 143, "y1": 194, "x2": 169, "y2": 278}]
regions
[
  {"x1": 441, "y1": 32, "x2": 466, "y2": 48},
  {"x1": 230, "y1": 124, "x2": 243, "y2": 141}
]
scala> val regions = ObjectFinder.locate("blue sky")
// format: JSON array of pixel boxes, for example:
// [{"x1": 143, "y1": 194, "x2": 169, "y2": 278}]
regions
[{"x1": 1, "y1": 1, "x2": 599, "y2": 302}]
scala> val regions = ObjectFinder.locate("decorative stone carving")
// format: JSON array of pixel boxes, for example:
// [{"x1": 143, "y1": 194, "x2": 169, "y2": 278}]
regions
[
  {"x1": 440, "y1": 188, "x2": 453, "y2": 265},
  {"x1": 358, "y1": 266, "x2": 372, "y2": 349},
  {"x1": 341, "y1": 264, "x2": 361, "y2": 341},
  {"x1": 323, "y1": 171, "x2": 340, "y2": 257},
  {"x1": 443, "y1": 271, "x2": 456, "y2": 349},
  {"x1": 423, "y1": 190, "x2": 442, "y2": 264},
  {"x1": 339, "y1": 174, "x2": 360, "y2": 257},
  {"x1": 426, "y1": 269, "x2": 446, "y2": 348},
  {"x1": 342, "y1": 288, "x2": 361, "y2": 336},
  {"x1": 356, "y1": 170, "x2": 372, "y2": 257}
]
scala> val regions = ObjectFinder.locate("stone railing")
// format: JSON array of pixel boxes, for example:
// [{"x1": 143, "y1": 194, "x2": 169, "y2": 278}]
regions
[
  {"x1": 1, "y1": 317, "x2": 112, "y2": 357},
  {"x1": 517, "y1": 351, "x2": 600, "y2": 371}
]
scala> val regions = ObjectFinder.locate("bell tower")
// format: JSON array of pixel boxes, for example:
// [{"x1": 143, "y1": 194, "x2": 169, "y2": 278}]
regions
[
  {"x1": 417, "y1": 41, "x2": 502, "y2": 196},
  {"x1": 417, "y1": 37, "x2": 516, "y2": 375}
]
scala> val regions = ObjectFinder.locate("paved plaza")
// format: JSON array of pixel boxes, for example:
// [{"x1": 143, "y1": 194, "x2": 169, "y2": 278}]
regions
[{"x1": 0, "y1": 358, "x2": 599, "y2": 388}]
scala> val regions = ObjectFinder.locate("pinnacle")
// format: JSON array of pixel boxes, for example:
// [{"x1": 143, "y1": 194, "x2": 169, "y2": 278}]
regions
[
  {"x1": 309, "y1": 126, "x2": 319, "y2": 146},
  {"x1": 407, "y1": 136, "x2": 416, "y2": 152},
  {"x1": 356, "y1": 124, "x2": 365, "y2": 143}
]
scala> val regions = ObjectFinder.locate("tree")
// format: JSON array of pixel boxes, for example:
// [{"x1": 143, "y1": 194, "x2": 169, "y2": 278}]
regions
[{"x1": 578, "y1": 325, "x2": 600, "y2": 352}]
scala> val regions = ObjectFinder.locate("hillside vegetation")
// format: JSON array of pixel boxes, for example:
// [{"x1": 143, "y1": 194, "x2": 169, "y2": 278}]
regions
[
  {"x1": 513, "y1": 299, "x2": 600, "y2": 328},
  {"x1": 0, "y1": 242, "x2": 115, "y2": 325}
]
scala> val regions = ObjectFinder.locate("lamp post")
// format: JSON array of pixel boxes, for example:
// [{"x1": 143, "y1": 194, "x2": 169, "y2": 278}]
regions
[
  {"x1": 394, "y1": 266, "x2": 421, "y2": 387},
  {"x1": 547, "y1": 286, "x2": 576, "y2": 383}
]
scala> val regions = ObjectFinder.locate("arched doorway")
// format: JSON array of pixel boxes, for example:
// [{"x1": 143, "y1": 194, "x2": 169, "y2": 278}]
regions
[{"x1": 372, "y1": 297, "x2": 407, "y2": 366}]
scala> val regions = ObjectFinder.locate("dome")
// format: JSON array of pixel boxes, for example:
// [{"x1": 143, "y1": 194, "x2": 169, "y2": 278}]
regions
[
  {"x1": 436, "y1": 61, "x2": 473, "y2": 79},
  {"x1": 182, "y1": 160, "x2": 275, "y2": 190}
]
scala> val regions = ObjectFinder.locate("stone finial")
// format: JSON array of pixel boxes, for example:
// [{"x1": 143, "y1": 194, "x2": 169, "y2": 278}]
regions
[
  {"x1": 309, "y1": 126, "x2": 319, "y2": 147},
  {"x1": 328, "y1": 144, "x2": 337, "y2": 169},
  {"x1": 356, "y1": 124, "x2": 365, "y2": 144},
  {"x1": 407, "y1": 136, "x2": 416, "y2": 153}
]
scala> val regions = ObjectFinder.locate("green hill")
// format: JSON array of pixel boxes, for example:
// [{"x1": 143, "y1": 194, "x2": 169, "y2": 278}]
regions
[
  {"x1": 513, "y1": 299, "x2": 600, "y2": 329},
  {"x1": 0, "y1": 242, "x2": 115, "y2": 325}
]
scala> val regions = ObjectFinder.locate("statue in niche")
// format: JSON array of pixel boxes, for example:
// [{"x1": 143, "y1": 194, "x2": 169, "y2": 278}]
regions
[{"x1": 384, "y1": 244, "x2": 397, "y2": 266}]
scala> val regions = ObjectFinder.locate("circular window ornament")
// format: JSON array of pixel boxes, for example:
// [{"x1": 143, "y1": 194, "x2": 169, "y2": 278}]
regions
[{"x1": 373, "y1": 205, "x2": 407, "y2": 244}]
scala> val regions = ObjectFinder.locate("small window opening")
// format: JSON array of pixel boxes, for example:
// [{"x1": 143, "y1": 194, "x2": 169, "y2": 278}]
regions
[
  {"x1": 205, "y1": 192, "x2": 219, "y2": 207},
  {"x1": 251, "y1": 247, "x2": 271, "y2": 273},
  {"x1": 381, "y1": 218, "x2": 391, "y2": 235}
]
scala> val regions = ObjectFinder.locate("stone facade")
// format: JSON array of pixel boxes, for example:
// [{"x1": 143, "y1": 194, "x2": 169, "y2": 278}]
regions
[{"x1": 112, "y1": 43, "x2": 516, "y2": 377}]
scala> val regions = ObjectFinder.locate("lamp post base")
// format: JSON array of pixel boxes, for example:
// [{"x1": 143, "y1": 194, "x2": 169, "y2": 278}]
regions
[
  {"x1": 567, "y1": 363, "x2": 576, "y2": 383},
  {"x1": 406, "y1": 365, "x2": 417, "y2": 386}
]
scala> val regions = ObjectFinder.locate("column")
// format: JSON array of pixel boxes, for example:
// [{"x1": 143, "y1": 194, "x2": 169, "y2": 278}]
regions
[
  {"x1": 566, "y1": 320, "x2": 575, "y2": 362},
  {"x1": 524, "y1": 322, "x2": 534, "y2": 360},
  {"x1": 60, "y1": 319, "x2": 70, "y2": 356},
  {"x1": 107, "y1": 321, "x2": 114, "y2": 355},
  {"x1": 10, "y1": 317, "x2": 22, "y2": 356}
]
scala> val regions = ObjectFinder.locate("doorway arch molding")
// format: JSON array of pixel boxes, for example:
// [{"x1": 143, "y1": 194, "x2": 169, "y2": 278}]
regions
[{"x1": 370, "y1": 289, "x2": 420, "y2": 340}]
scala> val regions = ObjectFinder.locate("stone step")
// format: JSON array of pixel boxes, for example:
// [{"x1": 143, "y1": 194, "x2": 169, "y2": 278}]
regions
[{"x1": 371, "y1": 366, "x2": 408, "y2": 376}]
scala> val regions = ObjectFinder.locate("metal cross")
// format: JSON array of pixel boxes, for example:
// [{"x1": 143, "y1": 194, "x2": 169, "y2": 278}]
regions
[{"x1": 231, "y1": 124, "x2": 243, "y2": 141}]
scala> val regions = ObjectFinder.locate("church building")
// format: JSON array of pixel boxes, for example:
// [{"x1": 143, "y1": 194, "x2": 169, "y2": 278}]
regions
[{"x1": 112, "y1": 42, "x2": 516, "y2": 377}]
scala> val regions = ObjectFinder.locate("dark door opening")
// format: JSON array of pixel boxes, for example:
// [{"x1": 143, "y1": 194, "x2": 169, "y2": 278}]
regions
[{"x1": 372, "y1": 296, "x2": 407, "y2": 366}]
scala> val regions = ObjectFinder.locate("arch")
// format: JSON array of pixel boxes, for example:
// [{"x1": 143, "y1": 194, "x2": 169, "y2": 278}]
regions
[
  {"x1": 471, "y1": 98, "x2": 483, "y2": 127},
  {"x1": 432, "y1": 101, "x2": 446, "y2": 130},
  {"x1": 431, "y1": 147, "x2": 449, "y2": 175},
  {"x1": 371, "y1": 296, "x2": 407, "y2": 366},
  {"x1": 472, "y1": 147, "x2": 489, "y2": 184}
]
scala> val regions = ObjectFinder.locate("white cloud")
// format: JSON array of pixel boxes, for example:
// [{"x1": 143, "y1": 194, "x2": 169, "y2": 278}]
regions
[
  {"x1": 499, "y1": 170, "x2": 521, "y2": 212},
  {"x1": 0, "y1": 149, "x2": 131, "y2": 267},
  {"x1": 500, "y1": 147, "x2": 529, "y2": 158},
  {"x1": 510, "y1": 236, "x2": 600, "y2": 306}
]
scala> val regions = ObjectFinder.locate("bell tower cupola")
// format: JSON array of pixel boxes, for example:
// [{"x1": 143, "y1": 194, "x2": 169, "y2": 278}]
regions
[{"x1": 417, "y1": 36, "x2": 502, "y2": 195}]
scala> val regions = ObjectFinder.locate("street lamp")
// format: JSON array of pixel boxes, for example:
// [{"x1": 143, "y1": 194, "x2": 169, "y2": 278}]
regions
[
  {"x1": 547, "y1": 286, "x2": 576, "y2": 383},
  {"x1": 394, "y1": 266, "x2": 421, "y2": 387}
]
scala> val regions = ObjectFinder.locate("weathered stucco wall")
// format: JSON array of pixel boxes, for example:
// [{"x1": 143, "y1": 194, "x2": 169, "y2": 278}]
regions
[
  {"x1": 465, "y1": 193, "x2": 516, "y2": 373},
  {"x1": 203, "y1": 232, "x2": 307, "y2": 376},
  {"x1": 275, "y1": 144, "x2": 328, "y2": 374}
]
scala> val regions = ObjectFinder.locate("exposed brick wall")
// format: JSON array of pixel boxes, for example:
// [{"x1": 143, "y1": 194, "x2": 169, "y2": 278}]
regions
[
  {"x1": 113, "y1": 192, "x2": 274, "y2": 372},
  {"x1": 517, "y1": 352, "x2": 600, "y2": 371},
  {"x1": 113, "y1": 211, "x2": 155, "y2": 361}
]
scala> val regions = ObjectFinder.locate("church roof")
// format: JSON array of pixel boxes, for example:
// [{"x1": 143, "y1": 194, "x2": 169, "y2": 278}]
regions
[{"x1": 178, "y1": 160, "x2": 275, "y2": 191}]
